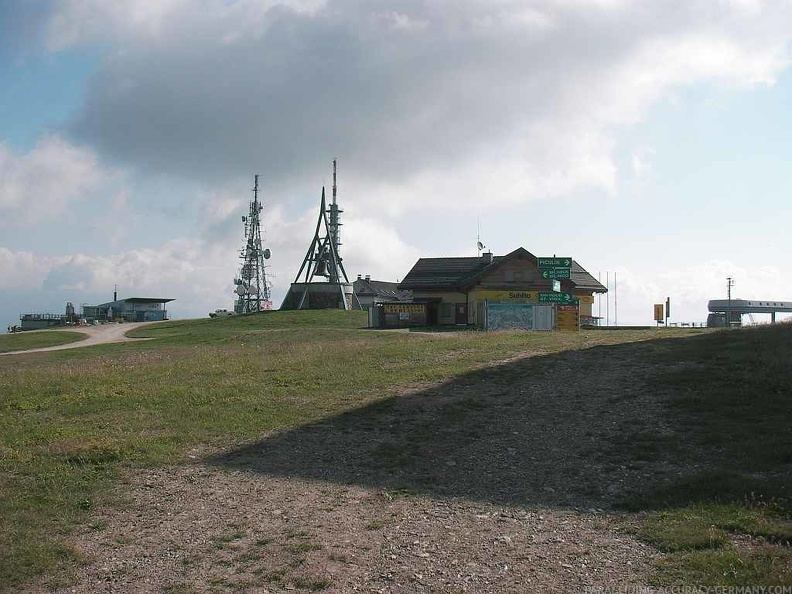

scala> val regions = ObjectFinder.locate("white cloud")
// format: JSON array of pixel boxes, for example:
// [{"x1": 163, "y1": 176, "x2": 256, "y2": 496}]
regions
[{"x1": 0, "y1": 135, "x2": 119, "y2": 226}]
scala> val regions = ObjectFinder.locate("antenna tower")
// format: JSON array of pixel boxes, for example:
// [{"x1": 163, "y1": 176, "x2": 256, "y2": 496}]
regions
[
  {"x1": 281, "y1": 159, "x2": 356, "y2": 310},
  {"x1": 233, "y1": 175, "x2": 272, "y2": 313}
]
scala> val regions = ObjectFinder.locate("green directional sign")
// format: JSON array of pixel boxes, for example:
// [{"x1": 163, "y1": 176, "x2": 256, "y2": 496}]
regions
[
  {"x1": 539, "y1": 291, "x2": 577, "y2": 304},
  {"x1": 541, "y1": 267, "x2": 571, "y2": 279},
  {"x1": 537, "y1": 257, "x2": 572, "y2": 268}
]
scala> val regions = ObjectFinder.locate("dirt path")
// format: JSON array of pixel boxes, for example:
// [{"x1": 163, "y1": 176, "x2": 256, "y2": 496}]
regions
[
  {"x1": 33, "y1": 467, "x2": 656, "y2": 594},
  {"x1": 0, "y1": 322, "x2": 157, "y2": 356}
]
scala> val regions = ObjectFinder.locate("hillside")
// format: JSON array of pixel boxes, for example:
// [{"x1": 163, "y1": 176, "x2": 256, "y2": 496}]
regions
[{"x1": 1, "y1": 311, "x2": 790, "y2": 591}]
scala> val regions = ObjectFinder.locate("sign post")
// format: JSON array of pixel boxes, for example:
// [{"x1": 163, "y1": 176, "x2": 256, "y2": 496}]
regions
[
  {"x1": 666, "y1": 297, "x2": 670, "y2": 326},
  {"x1": 537, "y1": 257, "x2": 572, "y2": 268},
  {"x1": 539, "y1": 292, "x2": 577, "y2": 304},
  {"x1": 654, "y1": 303, "x2": 664, "y2": 326}
]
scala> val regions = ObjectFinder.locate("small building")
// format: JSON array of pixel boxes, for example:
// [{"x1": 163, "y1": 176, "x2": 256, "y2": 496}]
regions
[
  {"x1": 18, "y1": 301, "x2": 81, "y2": 331},
  {"x1": 396, "y1": 247, "x2": 606, "y2": 330},
  {"x1": 353, "y1": 274, "x2": 412, "y2": 310},
  {"x1": 82, "y1": 297, "x2": 174, "y2": 323}
]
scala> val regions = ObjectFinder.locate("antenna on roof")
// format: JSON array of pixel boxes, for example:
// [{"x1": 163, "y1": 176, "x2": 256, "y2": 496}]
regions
[{"x1": 476, "y1": 215, "x2": 486, "y2": 256}]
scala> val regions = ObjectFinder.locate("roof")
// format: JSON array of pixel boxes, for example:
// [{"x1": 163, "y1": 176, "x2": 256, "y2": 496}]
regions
[
  {"x1": 97, "y1": 297, "x2": 175, "y2": 307},
  {"x1": 569, "y1": 262, "x2": 606, "y2": 292},
  {"x1": 398, "y1": 248, "x2": 607, "y2": 293},
  {"x1": 353, "y1": 278, "x2": 411, "y2": 301},
  {"x1": 121, "y1": 297, "x2": 175, "y2": 303}
]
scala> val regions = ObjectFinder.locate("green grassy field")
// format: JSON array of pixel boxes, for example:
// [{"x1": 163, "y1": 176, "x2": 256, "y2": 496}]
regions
[
  {"x1": 0, "y1": 310, "x2": 789, "y2": 589},
  {"x1": 0, "y1": 330, "x2": 87, "y2": 353}
]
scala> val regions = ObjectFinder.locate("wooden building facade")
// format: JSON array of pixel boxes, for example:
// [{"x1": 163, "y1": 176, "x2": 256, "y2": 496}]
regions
[{"x1": 397, "y1": 248, "x2": 606, "y2": 329}]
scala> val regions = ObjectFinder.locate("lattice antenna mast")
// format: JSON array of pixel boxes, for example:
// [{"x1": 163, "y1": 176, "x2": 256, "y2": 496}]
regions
[
  {"x1": 328, "y1": 158, "x2": 342, "y2": 284},
  {"x1": 234, "y1": 175, "x2": 272, "y2": 314}
]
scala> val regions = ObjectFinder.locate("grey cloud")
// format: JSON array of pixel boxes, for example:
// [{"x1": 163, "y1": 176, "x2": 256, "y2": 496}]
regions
[{"x1": 64, "y1": 1, "x2": 791, "y2": 196}]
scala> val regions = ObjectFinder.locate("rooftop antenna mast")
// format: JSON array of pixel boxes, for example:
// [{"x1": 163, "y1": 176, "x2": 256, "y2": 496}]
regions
[
  {"x1": 234, "y1": 174, "x2": 272, "y2": 313},
  {"x1": 476, "y1": 215, "x2": 486, "y2": 256}
]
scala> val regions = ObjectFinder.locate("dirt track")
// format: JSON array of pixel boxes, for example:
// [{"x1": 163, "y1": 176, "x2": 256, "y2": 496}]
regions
[{"x1": 0, "y1": 322, "x2": 156, "y2": 356}]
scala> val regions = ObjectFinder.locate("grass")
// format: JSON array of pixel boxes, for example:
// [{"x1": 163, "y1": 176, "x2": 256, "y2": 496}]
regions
[
  {"x1": 0, "y1": 330, "x2": 87, "y2": 353},
  {"x1": 2, "y1": 310, "x2": 788, "y2": 589}
]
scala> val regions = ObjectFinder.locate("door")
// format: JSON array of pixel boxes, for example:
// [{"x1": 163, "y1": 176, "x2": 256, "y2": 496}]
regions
[
  {"x1": 455, "y1": 302, "x2": 468, "y2": 325},
  {"x1": 426, "y1": 302, "x2": 438, "y2": 325}
]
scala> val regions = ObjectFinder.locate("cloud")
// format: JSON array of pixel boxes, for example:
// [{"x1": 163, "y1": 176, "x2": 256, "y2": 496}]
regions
[
  {"x1": 43, "y1": 0, "x2": 788, "y2": 212},
  {"x1": 0, "y1": 135, "x2": 119, "y2": 226}
]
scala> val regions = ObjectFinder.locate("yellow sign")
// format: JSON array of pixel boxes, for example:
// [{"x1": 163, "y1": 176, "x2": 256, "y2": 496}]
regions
[
  {"x1": 557, "y1": 306, "x2": 580, "y2": 331},
  {"x1": 474, "y1": 290, "x2": 539, "y2": 303},
  {"x1": 384, "y1": 303, "x2": 424, "y2": 314},
  {"x1": 654, "y1": 304, "x2": 664, "y2": 322}
]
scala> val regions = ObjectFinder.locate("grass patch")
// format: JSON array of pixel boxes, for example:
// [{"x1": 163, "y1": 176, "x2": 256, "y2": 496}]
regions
[
  {"x1": 0, "y1": 330, "x2": 87, "y2": 353},
  {"x1": 653, "y1": 547, "x2": 792, "y2": 587}
]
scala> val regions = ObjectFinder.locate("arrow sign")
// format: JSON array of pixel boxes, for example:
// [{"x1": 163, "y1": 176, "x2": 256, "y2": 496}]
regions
[
  {"x1": 541, "y1": 268, "x2": 571, "y2": 279},
  {"x1": 539, "y1": 292, "x2": 577, "y2": 304},
  {"x1": 537, "y1": 257, "x2": 572, "y2": 268}
]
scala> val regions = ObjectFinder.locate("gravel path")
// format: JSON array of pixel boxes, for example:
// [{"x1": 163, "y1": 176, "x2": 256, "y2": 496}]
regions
[
  {"x1": 34, "y1": 467, "x2": 657, "y2": 593},
  {"x1": 0, "y1": 322, "x2": 157, "y2": 356}
]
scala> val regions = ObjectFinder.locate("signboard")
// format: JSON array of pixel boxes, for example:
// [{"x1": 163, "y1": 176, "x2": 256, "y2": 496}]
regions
[
  {"x1": 383, "y1": 303, "x2": 425, "y2": 314},
  {"x1": 537, "y1": 257, "x2": 572, "y2": 268},
  {"x1": 654, "y1": 304, "x2": 664, "y2": 322},
  {"x1": 539, "y1": 292, "x2": 577, "y2": 304},
  {"x1": 557, "y1": 305, "x2": 580, "y2": 331},
  {"x1": 475, "y1": 290, "x2": 539, "y2": 303},
  {"x1": 383, "y1": 303, "x2": 427, "y2": 327},
  {"x1": 540, "y1": 268, "x2": 571, "y2": 279}
]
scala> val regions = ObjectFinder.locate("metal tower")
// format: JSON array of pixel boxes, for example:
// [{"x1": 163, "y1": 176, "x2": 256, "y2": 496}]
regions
[
  {"x1": 280, "y1": 159, "x2": 356, "y2": 310},
  {"x1": 234, "y1": 175, "x2": 272, "y2": 313}
]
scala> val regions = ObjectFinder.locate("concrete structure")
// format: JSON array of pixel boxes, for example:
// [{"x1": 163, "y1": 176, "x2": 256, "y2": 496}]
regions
[
  {"x1": 82, "y1": 297, "x2": 173, "y2": 323},
  {"x1": 707, "y1": 299, "x2": 792, "y2": 327},
  {"x1": 396, "y1": 247, "x2": 606, "y2": 330}
]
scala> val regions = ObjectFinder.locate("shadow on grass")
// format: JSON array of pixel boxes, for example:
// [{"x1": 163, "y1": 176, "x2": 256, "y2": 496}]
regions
[{"x1": 208, "y1": 325, "x2": 792, "y2": 512}]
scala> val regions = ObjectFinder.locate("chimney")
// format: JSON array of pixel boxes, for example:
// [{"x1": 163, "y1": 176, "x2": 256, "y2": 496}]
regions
[
  {"x1": 113, "y1": 284, "x2": 117, "y2": 302},
  {"x1": 482, "y1": 251, "x2": 493, "y2": 264},
  {"x1": 365, "y1": 274, "x2": 371, "y2": 281},
  {"x1": 357, "y1": 274, "x2": 362, "y2": 280}
]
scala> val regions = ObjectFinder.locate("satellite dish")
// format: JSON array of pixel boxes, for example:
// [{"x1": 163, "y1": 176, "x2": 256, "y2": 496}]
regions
[
  {"x1": 235, "y1": 285, "x2": 247, "y2": 295},
  {"x1": 248, "y1": 286, "x2": 259, "y2": 295},
  {"x1": 263, "y1": 248, "x2": 271, "y2": 259}
]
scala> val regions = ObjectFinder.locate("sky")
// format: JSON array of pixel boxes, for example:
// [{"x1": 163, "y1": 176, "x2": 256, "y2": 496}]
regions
[{"x1": 2, "y1": 0, "x2": 792, "y2": 329}]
